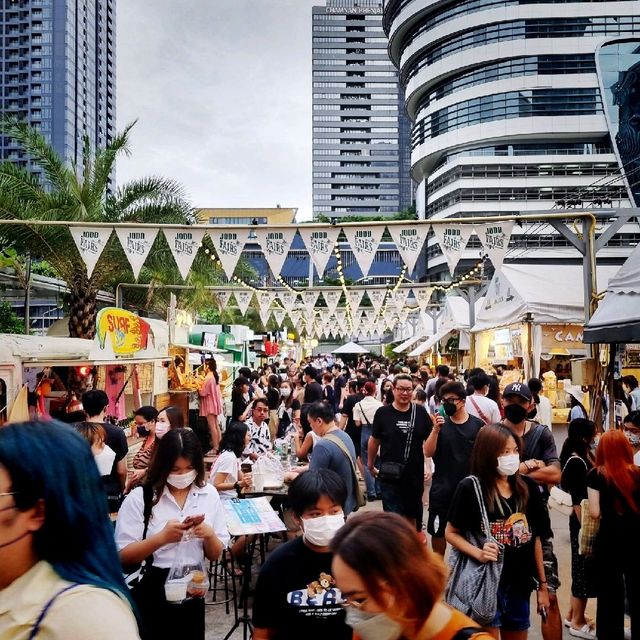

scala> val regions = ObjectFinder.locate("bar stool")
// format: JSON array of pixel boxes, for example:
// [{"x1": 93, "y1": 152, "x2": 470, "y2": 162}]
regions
[{"x1": 206, "y1": 548, "x2": 239, "y2": 618}]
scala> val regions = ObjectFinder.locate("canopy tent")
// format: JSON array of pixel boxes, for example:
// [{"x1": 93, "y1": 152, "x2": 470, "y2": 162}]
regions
[
  {"x1": 407, "y1": 330, "x2": 448, "y2": 357},
  {"x1": 332, "y1": 341, "x2": 369, "y2": 355},
  {"x1": 584, "y1": 243, "x2": 640, "y2": 343},
  {"x1": 472, "y1": 264, "x2": 620, "y2": 332},
  {"x1": 393, "y1": 332, "x2": 430, "y2": 354}
]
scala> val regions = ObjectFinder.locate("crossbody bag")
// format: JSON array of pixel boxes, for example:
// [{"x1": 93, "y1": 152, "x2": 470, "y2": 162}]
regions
[
  {"x1": 324, "y1": 433, "x2": 366, "y2": 509},
  {"x1": 469, "y1": 396, "x2": 490, "y2": 425},
  {"x1": 379, "y1": 402, "x2": 416, "y2": 482}
]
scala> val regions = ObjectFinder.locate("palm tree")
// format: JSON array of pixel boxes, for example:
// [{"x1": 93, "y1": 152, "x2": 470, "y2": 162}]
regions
[{"x1": 0, "y1": 119, "x2": 197, "y2": 338}]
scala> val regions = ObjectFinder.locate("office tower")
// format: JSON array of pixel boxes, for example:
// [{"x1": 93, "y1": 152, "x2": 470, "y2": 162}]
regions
[
  {"x1": 385, "y1": 0, "x2": 639, "y2": 281},
  {"x1": 0, "y1": 0, "x2": 116, "y2": 172},
  {"x1": 312, "y1": 0, "x2": 413, "y2": 219}
]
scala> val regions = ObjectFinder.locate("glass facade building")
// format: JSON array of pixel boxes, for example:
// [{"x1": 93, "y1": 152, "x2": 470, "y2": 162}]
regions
[
  {"x1": 0, "y1": 0, "x2": 115, "y2": 175},
  {"x1": 312, "y1": 0, "x2": 414, "y2": 219},
  {"x1": 384, "y1": 0, "x2": 640, "y2": 281}
]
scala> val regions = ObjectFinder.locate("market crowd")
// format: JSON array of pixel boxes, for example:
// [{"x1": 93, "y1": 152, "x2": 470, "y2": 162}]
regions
[{"x1": 1, "y1": 356, "x2": 639, "y2": 640}]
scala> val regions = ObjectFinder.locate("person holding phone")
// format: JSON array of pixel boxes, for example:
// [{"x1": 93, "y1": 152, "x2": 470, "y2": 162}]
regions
[{"x1": 116, "y1": 428, "x2": 229, "y2": 639}]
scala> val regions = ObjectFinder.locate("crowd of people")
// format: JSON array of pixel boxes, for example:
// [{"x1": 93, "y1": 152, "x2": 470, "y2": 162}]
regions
[{"x1": 1, "y1": 354, "x2": 639, "y2": 640}]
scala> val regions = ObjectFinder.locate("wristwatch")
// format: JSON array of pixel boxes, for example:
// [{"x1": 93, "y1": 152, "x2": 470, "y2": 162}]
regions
[{"x1": 234, "y1": 481, "x2": 242, "y2": 493}]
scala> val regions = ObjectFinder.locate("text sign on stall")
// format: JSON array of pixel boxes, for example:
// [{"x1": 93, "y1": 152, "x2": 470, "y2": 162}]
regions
[
  {"x1": 96, "y1": 308, "x2": 153, "y2": 357},
  {"x1": 541, "y1": 324, "x2": 585, "y2": 352}
]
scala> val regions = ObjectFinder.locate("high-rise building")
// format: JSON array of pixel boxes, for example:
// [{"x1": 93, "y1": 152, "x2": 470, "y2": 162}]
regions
[
  {"x1": 312, "y1": 0, "x2": 413, "y2": 219},
  {"x1": 385, "y1": 0, "x2": 640, "y2": 281},
  {"x1": 0, "y1": 0, "x2": 116, "y2": 172}
]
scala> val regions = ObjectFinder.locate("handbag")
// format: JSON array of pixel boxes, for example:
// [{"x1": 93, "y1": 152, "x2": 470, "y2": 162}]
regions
[
  {"x1": 324, "y1": 432, "x2": 367, "y2": 510},
  {"x1": 378, "y1": 402, "x2": 416, "y2": 483},
  {"x1": 445, "y1": 475, "x2": 504, "y2": 626},
  {"x1": 578, "y1": 498, "x2": 599, "y2": 556}
]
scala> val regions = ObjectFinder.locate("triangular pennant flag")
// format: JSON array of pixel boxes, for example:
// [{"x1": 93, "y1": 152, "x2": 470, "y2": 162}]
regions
[
  {"x1": 163, "y1": 228, "x2": 206, "y2": 280},
  {"x1": 255, "y1": 228, "x2": 296, "y2": 277},
  {"x1": 217, "y1": 291, "x2": 234, "y2": 309},
  {"x1": 258, "y1": 291, "x2": 276, "y2": 312},
  {"x1": 335, "y1": 309, "x2": 347, "y2": 325},
  {"x1": 367, "y1": 289, "x2": 387, "y2": 314},
  {"x1": 392, "y1": 288, "x2": 409, "y2": 313},
  {"x1": 432, "y1": 224, "x2": 473, "y2": 276},
  {"x1": 210, "y1": 228, "x2": 249, "y2": 279},
  {"x1": 301, "y1": 291, "x2": 319, "y2": 315},
  {"x1": 278, "y1": 291, "x2": 299, "y2": 314},
  {"x1": 474, "y1": 221, "x2": 514, "y2": 271},
  {"x1": 342, "y1": 226, "x2": 385, "y2": 276},
  {"x1": 290, "y1": 309, "x2": 302, "y2": 325},
  {"x1": 115, "y1": 227, "x2": 160, "y2": 279},
  {"x1": 70, "y1": 226, "x2": 113, "y2": 278},
  {"x1": 322, "y1": 290, "x2": 342, "y2": 315},
  {"x1": 412, "y1": 286, "x2": 434, "y2": 312},
  {"x1": 347, "y1": 289, "x2": 364, "y2": 312},
  {"x1": 272, "y1": 308, "x2": 288, "y2": 327},
  {"x1": 259, "y1": 306, "x2": 271, "y2": 326},
  {"x1": 388, "y1": 224, "x2": 427, "y2": 275},
  {"x1": 234, "y1": 290, "x2": 254, "y2": 316},
  {"x1": 298, "y1": 226, "x2": 341, "y2": 277}
]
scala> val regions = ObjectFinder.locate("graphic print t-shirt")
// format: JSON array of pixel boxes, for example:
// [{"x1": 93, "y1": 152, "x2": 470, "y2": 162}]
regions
[
  {"x1": 252, "y1": 537, "x2": 351, "y2": 640},
  {"x1": 448, "y1": 476, "x2": 547, "y2": 594}
]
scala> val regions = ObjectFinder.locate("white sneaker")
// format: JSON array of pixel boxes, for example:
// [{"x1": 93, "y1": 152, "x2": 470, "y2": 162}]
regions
[{"x1": 569, "y1": 624, "x2": 597, "y2": 639}]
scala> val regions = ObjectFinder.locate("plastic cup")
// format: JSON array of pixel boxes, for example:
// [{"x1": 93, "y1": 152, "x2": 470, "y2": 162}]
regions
[
  {"x1": 253, "y1": 472, "x2": 265, "y2": 492},
  {"x1": 165, "y1": 580, "x2": 187, "y2": 603}
]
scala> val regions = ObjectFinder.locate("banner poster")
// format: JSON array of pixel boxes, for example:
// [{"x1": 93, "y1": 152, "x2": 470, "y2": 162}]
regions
[
  {"x1": 255, "y1": 228, "x2": 295, "y2": 277},
  {"x1": 162, "y1": 228, "x2": 206, "y2": 280},
  {"x1": 70, "y1": 226, "x2": 112, "y2": 278},
  {"x1": 367, "y1": 289, "x2": 387, "y2": 314},
  {"x1": 412, "y1": 286, "x2": 434, "y2": 311},
  {"x1": 210, "y1": 228, "x2": 249, "y2": 279},
  {"x1": 302, "y1": 291, "x2": 319, "y2": 315},
  {"x1": 216, "y1": 291, "x2": 234, "y2": 310},
  {"x1": 298, "y1": 226, "x2": 340, "y2": 277},
  {"x1": 389, "y1": 225, "x2": 427, "y2": 274},
  {"x1": 343, "y1": 226, "x2": 385, "y2": 276},
  {"x1": 347, "y1": 288, "x2": 365, "y2": 312},
  {"x1": 272, "y1": 308, "x2": 288, "y2": 328},
  {"x1": 115, "y1": 227, "x2": 160, "y2": 279},
  {"x1": 432, "y1": 224, "x2": 473, "y2": 276},
  {"x1": 234, "y1": 290, "x2": 254, "y2": 316},
  {"x1": 392, "y1": 288, "x2": 409, "y2": 313},
  {"x1": 278, "y1": 291, "x2": 299, "y2": 314},
  {"x1": 474, "y1": 222, "x2": 514, "y2": 271},
  {"x1": 322, "y1": 290, "x2": 342, "y2": 315}
]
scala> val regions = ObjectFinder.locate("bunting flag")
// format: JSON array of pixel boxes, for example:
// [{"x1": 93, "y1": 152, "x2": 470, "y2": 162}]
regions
[
  {"x1": 272, "y1": 308, "x2": 288, "y2": 327},
  {"x1": 347, "y1": 289, "x2": 364, "y2": 312},
  {"x1": 258, "y1": 306, "x2": 271, "y2": 326},
  {"x1": 392, "y1": 288, "x2": 409, "y2": 313},
  {"x1": 162, "y1": 228, "x2": 206, "y2": 280},
  {"x1": 412, "y1": 286, "x2": 434, "y2": 311},
  {"x1": 298, "y1": 226, "x2": 340, "y2": 277},
  {"x1": 367, "y1": 289, "x2": 387, "y2": 314},
  {"x1": 290, "y1": 309, "x2": 303, "y2": 327},
  {"x1": 70, "y1": 226, "x2": 113, "y2": 278},
  {"x1": 301, "y1": 291, "x2": 319, "y2": 315},
  {"x1": 335, "y1": 309, "x2": 347, "y2": 326},
  {"x1": 278, "y1": 291, "x2": 299, "y2": 314},
  {"x1": 474, "y1": 221, "x2": 514, "y2": 271},
  {"x1": 399, "y1": 308, "x2": 410, "y2": 324},
  {"x1": 322, "y1": 290, "x2": 342, "y2": 315},
  {"x1": 258, "y1": 291, "x2": 276, "y2": 313},
  {"x1": 211, "y1": 228, "x2": 249, "y2": 279},
  {"x1": 432, "y1": 224, "x2": 473, "y2": 276},
  {"x1": 216, "y1": 291, "x2": 234, "y2": 309},
  {"x1": 255, "y1": 228, "x2": 296, "y2": 277},
  {"x1": 388, "y1": 225, "x2": 427, "y2": 275},
  {"x1": 342, "y1": 226, "x2": 385, "y2": 276},
  {"x1": 234, "y1": 290, "x2": 254, "y2": 316},
  {"x1": 115, "y1": 227, "x2": 160, "y2": 279}
]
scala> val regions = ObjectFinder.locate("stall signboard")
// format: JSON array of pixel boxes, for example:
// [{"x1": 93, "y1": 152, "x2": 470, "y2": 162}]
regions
[
  {"x1": 96, "y1": 308, "x2": 152, "y2": 357},
  {"x1": 541, "y1": 324, "x2": 584, "y2": 352}
]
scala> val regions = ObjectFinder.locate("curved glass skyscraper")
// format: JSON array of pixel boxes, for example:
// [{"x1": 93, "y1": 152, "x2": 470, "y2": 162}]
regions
[{"x1": 384, "y1": 0, "x2": 640, "y2": 280}]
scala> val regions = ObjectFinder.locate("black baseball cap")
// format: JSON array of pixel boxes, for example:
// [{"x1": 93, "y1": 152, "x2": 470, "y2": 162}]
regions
[{"x1": 503, "y1": 382, "x2": 532, "y2": 402}]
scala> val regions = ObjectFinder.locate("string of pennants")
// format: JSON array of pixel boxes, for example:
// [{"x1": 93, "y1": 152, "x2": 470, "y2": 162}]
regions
[
  {"x1": 214, "y1": 286, "x2": 434, "y2": 340},
  {"x1": 70, "y1": 222, "x2": 514, "y2": 281}
]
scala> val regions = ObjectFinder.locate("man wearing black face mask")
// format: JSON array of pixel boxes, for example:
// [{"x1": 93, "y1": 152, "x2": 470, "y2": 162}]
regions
[
  {"x1": 502, "y1": 382, "x2": 562, "y2": 640},
  {"x1": 424, "y1": 381, "x2": 483, "y2": 556}
]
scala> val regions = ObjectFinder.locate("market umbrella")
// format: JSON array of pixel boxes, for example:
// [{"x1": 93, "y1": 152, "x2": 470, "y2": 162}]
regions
[{"x1": 332, "y1": 341, "x2": 369, "y2": 355}]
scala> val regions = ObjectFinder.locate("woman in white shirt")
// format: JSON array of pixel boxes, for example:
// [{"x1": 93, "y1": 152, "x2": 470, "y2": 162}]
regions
[
  {"x1": 116, "y1": 428, "x2": 229, "y2": 640},
  {"x1": 354, "y1": 381, "x2": 383, "y2": 501}
]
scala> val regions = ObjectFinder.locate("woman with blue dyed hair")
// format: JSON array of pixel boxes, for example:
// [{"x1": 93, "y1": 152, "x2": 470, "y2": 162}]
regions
[{"x1": 0, "y1": 420, "x2": 140, "y2": 638}]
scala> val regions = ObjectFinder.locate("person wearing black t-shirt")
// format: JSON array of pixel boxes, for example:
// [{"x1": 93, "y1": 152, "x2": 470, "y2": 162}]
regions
[
  {"x1": 424, "y1": 381, "x2": 484, "y2": 556},
  {"x1": 303, "y1": 366, "x2": 323, "y2": 404},
  {"x1": 252, "y1": 469, "x2": 351, "y2": 640},
  {"x1": 368, "y1": 374, "x2": 432, "y2": 528}
]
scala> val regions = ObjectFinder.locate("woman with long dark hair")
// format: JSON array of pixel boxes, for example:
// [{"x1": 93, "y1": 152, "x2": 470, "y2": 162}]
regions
[
  {"x1": 116, "y1": 428, "x2": 229, "y2": 639},
  {"x1": 276, "y1": 379, "x2": 301, "y2": 439},
  {"x1": 587, "y1": 429, "x2": 640, "y2": 639},
  {"x1": 127, "y1": 406, "x2": 160, "y2": 492},
  {"x1": 0, "y1": 421, "x2": 139, "y2": 638},
  {"x1": 231, "y1": 376, "x2": 252, "y2": 422},
  {"x1": 446, "y1": 424, "x2": 549, "y2": 638},
  {"x1": 210, "y1": 421, "x2": 252, "y2": 500},
  {"x1": 157, "y1": 405, "x2": 184, "y2": 433},
  {"x1": 559, "y1": 419, "x2": 597, "y2": 637},
  {"x1": 199, "y1": 358, "x2": 223, "y2": 453}
]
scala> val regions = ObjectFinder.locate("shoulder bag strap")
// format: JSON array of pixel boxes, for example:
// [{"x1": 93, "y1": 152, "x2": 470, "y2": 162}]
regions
[
  {"x1": 402, "y1": 402, "x2": 417, "y2": 464},
  {"x1": 523, "y1": 423, "x2": 545, "y2": 460},
  {"x1": 357, "y1": 401, "x2": 371, "y2": 426},
  {"x1": 470, "y1": 475, "x2": 493, "y2": 544},
  {"x1": 324, "y1": 433, "x2": 359, "y2": 485},
  {"x1": 29, "y1": 584, "x2": 81, "y2": 640},
  {"x1": 469, "y1": 396, "x2": 490, "y2": 425}
]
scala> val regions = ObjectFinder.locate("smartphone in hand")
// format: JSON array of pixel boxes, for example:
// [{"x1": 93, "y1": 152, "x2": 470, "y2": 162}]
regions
[{"x1": 183, "y1": 514, "x2": 205, "y2": 529}]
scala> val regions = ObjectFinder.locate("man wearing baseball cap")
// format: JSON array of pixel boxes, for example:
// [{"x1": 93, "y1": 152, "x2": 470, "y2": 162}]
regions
[{"x1": 502, "y1": 382, "x2": 562, "y2": 640}]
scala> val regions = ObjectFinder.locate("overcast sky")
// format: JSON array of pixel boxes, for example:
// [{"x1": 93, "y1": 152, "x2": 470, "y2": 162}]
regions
[{"x1": 116, "y1": 0, "x2": 318, "y2": 220}]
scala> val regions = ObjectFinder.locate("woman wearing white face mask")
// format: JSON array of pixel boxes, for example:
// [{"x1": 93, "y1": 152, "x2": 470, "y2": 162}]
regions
[
  {"x1": 252, "y1": 469, "x2": 352, "y2": 640},
  {"x1": 446, "y1": 424, "x2": 549, "y2": 638},
  {"x1": 276, "y1": 380, "x2": 301, "y2": 439},
  {"x1": 116, "y1": 428, "x2": 229, "y2": 639},
  {"x1": 331, "y1": 512, "x2": 493, "y2": 640}
]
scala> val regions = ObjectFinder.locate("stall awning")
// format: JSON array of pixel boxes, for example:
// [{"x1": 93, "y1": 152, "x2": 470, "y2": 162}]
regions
[
  {"x1": 408, "y1": 330, "x2": 447, "y2": 357},
  {"x1": 393, "y1": 333, "x2": 428, "y2": 354},
  {"x1": 584, "y1": 243, "x2": 640, "y2": 343},
  {"x1": 473, "y1": 264, "x2": 620, "y2": 332}
]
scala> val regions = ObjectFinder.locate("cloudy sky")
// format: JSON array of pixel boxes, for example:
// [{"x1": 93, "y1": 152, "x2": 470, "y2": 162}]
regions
[{"x1": 116, "y1": 0, "x2": 318, "y2": 220}]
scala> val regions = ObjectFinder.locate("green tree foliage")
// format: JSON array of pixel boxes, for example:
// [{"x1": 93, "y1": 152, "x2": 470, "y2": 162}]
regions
[{"x1": 0, "y1": 301, "x2": 24, "y2": 334}]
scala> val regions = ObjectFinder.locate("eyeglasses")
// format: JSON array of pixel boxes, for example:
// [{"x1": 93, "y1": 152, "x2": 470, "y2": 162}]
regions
[
  {"x1": 442, "y1": 397, "x2": 461, "y2": 403},
  {"x1": 395, "y1": 387, "x2": 413, "y2": 393}
]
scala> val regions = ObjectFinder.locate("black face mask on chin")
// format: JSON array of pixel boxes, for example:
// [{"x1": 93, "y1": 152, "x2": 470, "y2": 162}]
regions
[{"x1": 527, "y1": 406, "x2": 538, "y2": 420}]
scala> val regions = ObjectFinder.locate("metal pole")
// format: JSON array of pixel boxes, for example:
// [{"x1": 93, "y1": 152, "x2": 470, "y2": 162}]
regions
[
  {"x1": 308, "y1": 256, "x2": 314, "y2": 289},
  {"x1": 24, "y1": 252, "x2": 31, "y2": 334}
]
